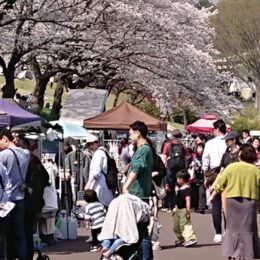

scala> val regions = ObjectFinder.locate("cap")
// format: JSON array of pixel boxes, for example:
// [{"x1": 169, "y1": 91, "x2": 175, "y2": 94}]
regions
[
  {"x1": 223, "y1": 131, "x2": 238, "y2": 141},
  {"x1": 86, "y1": 135, "x2": 98, "y2": 143}
]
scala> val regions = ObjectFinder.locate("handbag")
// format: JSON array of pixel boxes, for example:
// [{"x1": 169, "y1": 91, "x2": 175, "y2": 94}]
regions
[
  {"x1": 152, "y1": 180, "x2": 166, "y2": 199},
  {"x1": 188, "y1": 166, "x2": 195, "y2": 180},
  {"x1": 37, "y1": 185, "x2": 58, "y2": 219},
  {"x1": 204, "y1": 166, "x2": 221, "y2": 185},
  {"x1": 0, "y1": 175, "x2": 15, "y2": 219}
]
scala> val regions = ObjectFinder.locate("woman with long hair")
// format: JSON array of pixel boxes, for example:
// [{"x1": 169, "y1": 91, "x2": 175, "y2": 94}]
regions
[{"x1": 252, "y1": 137, "x2": 260, "y2": 167}]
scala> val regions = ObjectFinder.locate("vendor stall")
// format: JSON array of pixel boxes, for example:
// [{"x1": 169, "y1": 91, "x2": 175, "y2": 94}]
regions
[
  {"x1": 0, "y1": 98, "x2": 40, "y2": 127},
  {"x1": 186, "y1": 115, "x2": 232, "y2": 134},
  {"x1": 84, "y1": 102, "x2": 167, "y2": 131}
]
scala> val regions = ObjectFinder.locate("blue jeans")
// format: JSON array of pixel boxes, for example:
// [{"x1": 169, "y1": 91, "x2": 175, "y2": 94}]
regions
[
  {"x1": 102, "y1": 239, "x2": 124, "y2": 253},
  {"x1": 138, "y1": 221, "x2": 153, "y2": 260},
  {"x1": 6, "y1": 199, "x2": 28, "y2": 260},
  {"x1": 164, "y1": 168, "x2": 176, "y2": 210}
]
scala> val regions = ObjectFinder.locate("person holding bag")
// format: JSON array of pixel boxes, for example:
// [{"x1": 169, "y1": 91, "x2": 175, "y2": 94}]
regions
[
  {"x1": 0, "y1": 129, "x2": 30, "y2": 260},
  {"x1": 189, "y1": 143, "x2": 206, "y2": 214},
  {"x1": 210, "y1": 144, "x2": 260, "y2": 260},
  {"x1": 147, "y1": 138, "x2": 166, "y2": 251},
  {"x1": 202, "y1": 120, "x2": 227, "y2": 243},
  {"x1": 0, "y1": 162, "x2": 12, "y2": 259}
]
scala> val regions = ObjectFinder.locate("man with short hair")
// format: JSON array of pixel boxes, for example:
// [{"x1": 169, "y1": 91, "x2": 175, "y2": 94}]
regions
[
  {"x1": 202, "y1": 119, "x2": 227, "y2": 243},
  {"x1": 123, "y1": 120, "x2": 153, "y2": 260},
  {"x1": 161, "y1": 129, "x2": 187, "y2": 211},
  {"x1": 0, "y1": 162, "x2": 12, "y2": 259},
  {"x1": 0, "y1": 128, "x2": 30, "y2": 260}
]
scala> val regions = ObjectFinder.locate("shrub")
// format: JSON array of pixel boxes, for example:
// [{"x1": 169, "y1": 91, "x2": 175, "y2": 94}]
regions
[{"x1": 232, "y1": 107, "x2": 260, "y2": 133}]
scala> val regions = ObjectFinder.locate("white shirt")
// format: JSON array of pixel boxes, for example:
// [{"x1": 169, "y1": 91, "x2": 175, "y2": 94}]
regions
[
  {"x1": 243, "y1": 137, "x2": 252, "y2": 144},
  {"x1": 202, "y1": 135, "x2": 227, "y2": 171},
  {"x1": 89, "y1": 148, "x2": 113, "y2": 206}
]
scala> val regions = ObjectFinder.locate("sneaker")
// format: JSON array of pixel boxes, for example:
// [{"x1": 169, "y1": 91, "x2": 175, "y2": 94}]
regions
[
  {"x1": 166, "y1": 209, "x2": 172, "y2": 213},
  {"x1": 184, "y1": 240, "x2": 198, "y2": 247},
  {"x1": 90, "y1": 246, "x2": 99, "y2": 252},
  {"x1": 160, "y1": 208, "x2": 168, "y2": 212},
  {"x1": 175, "y1": 240, "x2": 184, "y2": 247},
  {"x1": 213, "y1": 234, "x2": 222, "y2": 243},
  {"x1": 85, "y1": 236, "x2": 92, "y2": 243},
  {"x1": 152, "y1": 244, "x2": 162, "y2": 250},
  {"x1": 198, "y1": 209, "x2": 205, "y2": 214}
]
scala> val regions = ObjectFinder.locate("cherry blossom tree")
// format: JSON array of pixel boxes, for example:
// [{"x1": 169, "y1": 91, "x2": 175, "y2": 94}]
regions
[
  {"x1": 98, "y1": 0, "x2": 241, "y2": 117},
  {"x1": 0, "y1": 0, "x2": 91, "y2": 99},
  {"x1": 0, "y1": 0, "x2": 241, "y2": 118}
]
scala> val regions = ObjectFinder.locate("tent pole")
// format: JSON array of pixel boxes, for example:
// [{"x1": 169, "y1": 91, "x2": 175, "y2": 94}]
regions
[{"x1": 59, "y1": 133, "x2": 70, "y2": 240}]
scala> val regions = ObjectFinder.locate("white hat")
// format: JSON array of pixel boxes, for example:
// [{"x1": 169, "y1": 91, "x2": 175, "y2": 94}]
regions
[{"x1": 86, "y1": 135, "x2": 98, "y2": 143}]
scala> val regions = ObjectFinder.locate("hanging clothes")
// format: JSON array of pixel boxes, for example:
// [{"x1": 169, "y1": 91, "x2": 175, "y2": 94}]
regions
[{"x1": 65, "y1": 149, "x2": 92, "y2": 192}]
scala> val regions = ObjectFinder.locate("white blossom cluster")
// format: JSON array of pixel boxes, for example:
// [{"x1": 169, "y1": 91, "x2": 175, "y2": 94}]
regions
[{"x1": 0, "y1": 0, "x2": 242, "y2": 117}]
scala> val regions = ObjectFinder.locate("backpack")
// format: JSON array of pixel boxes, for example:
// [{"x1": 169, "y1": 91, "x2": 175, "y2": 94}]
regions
[
  {"x1": 152, "y1": 154, "x2": 167, "y2": 186},
  {"x1": 100, "y1": 149, "x2": 118, "y2": 190},
  {"x1": 168, "y1": 143, "x2": 185, "y2": 172}
]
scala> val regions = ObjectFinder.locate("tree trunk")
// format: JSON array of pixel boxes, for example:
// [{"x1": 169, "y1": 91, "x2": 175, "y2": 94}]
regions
[
  {"x1": 255, "y1": 83, "x2": 260, "y2": 112},
  {"x1": 113, "y1": 91, "x2": 120, "y2": 107},
  {"x1": 51, "y1": 76, "x2": 64, "y2": 117},
  {"x1": 170, "y1": 114, "x2": 175, "y2": 123},
  {"x1": 31, "y1": 77, "x2": 49, "y2": 113},
  {"x1": 2, "y1": 68, "x2": 16, "y2": 98},
  {"x1": 183, "y1": 109, "x2": 188, "y2": 128}
]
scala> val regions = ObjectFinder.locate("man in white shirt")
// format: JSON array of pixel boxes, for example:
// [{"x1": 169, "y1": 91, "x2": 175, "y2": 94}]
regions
[
  {"x1": 84, "y1": 136, "x2": 113, "y2": 207},
  {"x1": 202, "y1": 119, "x2": 227, "y2": 243}
]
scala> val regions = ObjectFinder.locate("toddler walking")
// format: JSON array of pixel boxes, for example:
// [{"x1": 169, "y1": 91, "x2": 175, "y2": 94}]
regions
[
  {"x1": 172, "y1": 170, "x2": 197, "y2": 247},
  {"x1": 84, "y1": 189, "x2": 106, "y2": 252}
]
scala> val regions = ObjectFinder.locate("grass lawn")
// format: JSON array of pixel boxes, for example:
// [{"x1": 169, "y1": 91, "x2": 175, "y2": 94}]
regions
[
  {"x1": 0, "y1": 75, "x2": 60, "y2": 104},
  {"x1": 0, "y1": 75, "x2": 126, "y2": 110}
]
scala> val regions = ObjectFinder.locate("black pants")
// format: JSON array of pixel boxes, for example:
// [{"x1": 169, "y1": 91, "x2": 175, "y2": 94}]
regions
[
  {"x1": 198, "y1": 184, "x2": 206, "y2": 210},
  {"x1": 26, "y1": 215, "x2": 36, "y2": 260},
  {"x1": 212, "y1": 193, "x2": 222, "y2": 234},
  {"x1": 191, "y1": 183, "x2": 199, "y2": 210},
  {"x1": 0, "y1": 217, "x2": 7, "y2": 260},
  {"x1": 6, "y1": 200, "x2": 28, "y2": 260},
  {"x1": 191, "y1": 183, "x2": 206, "y2": 211},
  {"x1": 91, "y1": 227, "x2": 102, "y2": 247}
]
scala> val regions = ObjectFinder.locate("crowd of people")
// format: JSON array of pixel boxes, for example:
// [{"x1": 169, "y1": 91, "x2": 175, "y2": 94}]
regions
[
  {"x1": 0, "y1": 129, "x2": 50, "y2": 260},
  {"x1": 79, "y1": 119, "x2": 259, "y2": 260},
  {"x1": 0, "y1": 119, "x2": 260, "y2": 260}
]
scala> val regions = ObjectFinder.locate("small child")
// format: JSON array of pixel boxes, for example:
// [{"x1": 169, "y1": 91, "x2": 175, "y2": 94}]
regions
[
  {"x1": 84, "y1": 189, "x2": 106, "y2": 252},
  {"x1": 172, "y1": 170, "x2": 197, "y2": 247}
]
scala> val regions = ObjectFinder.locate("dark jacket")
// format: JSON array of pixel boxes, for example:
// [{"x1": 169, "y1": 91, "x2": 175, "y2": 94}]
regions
[{"x1": 26, "y1": 153, "x2": 49, "y2": 216}]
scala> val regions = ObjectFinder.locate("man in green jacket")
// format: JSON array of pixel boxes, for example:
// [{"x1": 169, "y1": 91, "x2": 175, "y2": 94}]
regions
[{"x1": 123, "y1": 120, "x2": 153, "y2": 260}]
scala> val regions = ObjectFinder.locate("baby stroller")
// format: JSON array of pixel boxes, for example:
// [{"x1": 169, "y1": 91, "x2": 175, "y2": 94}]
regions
[
  {"x1": 99, "y1": 195, "x2": 155, "y2": 260},
  {"x1": 111, "y1": 221, "x2": 151, "y2": 260}
]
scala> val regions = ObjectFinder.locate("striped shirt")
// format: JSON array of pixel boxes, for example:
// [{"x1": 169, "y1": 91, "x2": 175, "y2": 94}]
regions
[{"x1": 85, "y1": 202, "x2": 106, "y2": 229}]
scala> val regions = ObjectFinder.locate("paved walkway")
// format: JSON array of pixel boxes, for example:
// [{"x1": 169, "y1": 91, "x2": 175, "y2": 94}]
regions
[{"x1": 43, "y1": 212, "x2": 260, "y2": 260}]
